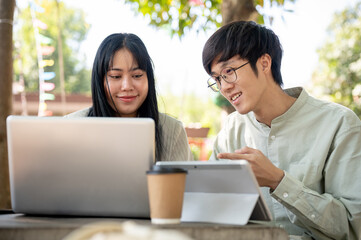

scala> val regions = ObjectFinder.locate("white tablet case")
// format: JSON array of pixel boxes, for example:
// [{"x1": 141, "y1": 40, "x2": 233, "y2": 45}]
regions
[{"x1": 156, "y1": 160, "x2": 272, "y2": 225}]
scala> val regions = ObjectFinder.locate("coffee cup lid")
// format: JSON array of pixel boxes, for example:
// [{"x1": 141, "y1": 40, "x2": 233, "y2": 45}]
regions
[{"x1": 146, "y1": 165, "x2": 187, "y2": 174}]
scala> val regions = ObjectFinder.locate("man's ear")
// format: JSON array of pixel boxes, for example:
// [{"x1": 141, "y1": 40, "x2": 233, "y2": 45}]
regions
[{"x1": 259, "y1": 54, "x2": 272, "y2": 72}]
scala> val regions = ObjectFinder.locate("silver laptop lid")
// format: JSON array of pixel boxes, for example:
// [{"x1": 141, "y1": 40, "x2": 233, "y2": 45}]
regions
[{"x1": 7, "y1": 115, "x2": 155, "y2": 217}]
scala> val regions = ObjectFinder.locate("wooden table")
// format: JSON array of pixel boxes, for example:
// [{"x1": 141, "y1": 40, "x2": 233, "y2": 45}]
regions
[{"x1": 0, "y1": 211, "x2": 289, "y2": 240}]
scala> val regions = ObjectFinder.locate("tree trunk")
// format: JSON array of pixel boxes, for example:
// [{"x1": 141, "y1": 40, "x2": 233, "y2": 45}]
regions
[
  {"x1": 221, "y1": 0, "x2": 258, "y2": 25},
  {"x1": 0, "y1": 0, "x2": 15, "y2": 209}
]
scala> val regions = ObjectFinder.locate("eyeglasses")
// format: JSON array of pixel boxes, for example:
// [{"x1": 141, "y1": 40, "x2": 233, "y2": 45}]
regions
[{"x1": 207, "y1": 62, "x2": 249, "y2": 92}]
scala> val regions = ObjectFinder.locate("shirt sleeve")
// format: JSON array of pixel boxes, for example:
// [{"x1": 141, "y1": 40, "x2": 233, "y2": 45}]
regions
[
  {"x1": 271, "y1": 126, "x2": 361, "y2": 240},
  {"x1": 209, "y1": 113, "x2": 236, "y2": 161},
  {"x1": 209, "y1": 125, "x2": 229, "y2": 161}
]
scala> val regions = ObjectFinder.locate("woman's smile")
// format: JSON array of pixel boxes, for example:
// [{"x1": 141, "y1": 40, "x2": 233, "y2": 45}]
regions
[{"x1": 117, "y1": 95, "x2": 137, "y2": 103}]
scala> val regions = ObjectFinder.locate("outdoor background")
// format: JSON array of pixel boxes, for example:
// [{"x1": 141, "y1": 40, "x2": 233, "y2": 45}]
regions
[{"x1": 12, "y1": 0, "x2": 361, "y2": 160}]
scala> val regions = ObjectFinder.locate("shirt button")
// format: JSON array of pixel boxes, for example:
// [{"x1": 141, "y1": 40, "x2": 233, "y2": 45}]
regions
[
  {"x1": 283, "y1": 192, "x2": 288, "y2": 198},
  {"x1": 311, "y1": 214, "x2": 316, "y2": 219},
  {"x1": 271, "y1": 135, "x2": 276, "y2": 140}
]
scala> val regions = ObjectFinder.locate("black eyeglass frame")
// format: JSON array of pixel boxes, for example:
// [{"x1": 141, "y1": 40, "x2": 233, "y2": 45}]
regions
[{"x1": 207, "y1": 61, "x2": 249, "y2": 92}]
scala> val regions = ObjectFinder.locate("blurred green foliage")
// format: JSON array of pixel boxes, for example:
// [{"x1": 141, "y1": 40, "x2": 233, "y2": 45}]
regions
[
  {"x1": 13, "y1": 0, "x2": 91, "y2": 94},
  {"x1": 158, "y1": 92, "x2": 223, "y2": 137},
  {"x1": 158, "y1": 92, "x2": 223, "y2": 160},
  {"x1": 125, "y1": 0, "x2": 295, "y2": 38},
  {"x1": 310, "y1": 2, "x2": 361, "y2": 118}
]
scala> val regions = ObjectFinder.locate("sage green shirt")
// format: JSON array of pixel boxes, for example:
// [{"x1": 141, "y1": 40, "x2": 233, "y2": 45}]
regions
[
  {"x1": 210, "y1": 87, "x2": 361, "y2": 240},
  {"x1": 66, "y1": 108, "x2": 194, "y2": 162}
]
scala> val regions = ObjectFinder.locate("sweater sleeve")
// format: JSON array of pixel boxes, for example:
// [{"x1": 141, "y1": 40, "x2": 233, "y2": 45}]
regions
[{"x1": 159, "y1": 114, "x2": 193, "y2": 162}]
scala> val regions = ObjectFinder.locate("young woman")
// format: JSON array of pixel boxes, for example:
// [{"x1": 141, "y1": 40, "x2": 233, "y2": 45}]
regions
[{"x1": 67, "y1": 33, "x2": 193, "y2": 162}]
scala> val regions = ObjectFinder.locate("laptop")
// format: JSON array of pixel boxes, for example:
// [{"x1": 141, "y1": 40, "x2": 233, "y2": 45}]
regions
[
  {"x1": 6, "y1": 115, "x2": 155, "y2": 217},
  {"x1": 156, "y1": 160, "x2": 272, "y2": 225}
]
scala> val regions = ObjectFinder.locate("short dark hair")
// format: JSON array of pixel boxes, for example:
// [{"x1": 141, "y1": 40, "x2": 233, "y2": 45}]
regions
[
  {"x1": 202, "y1": 21, "x2": 283, "y2": 86},
  {"x1": 89, "y1": 33, "x2": 163, "y2": 159}
]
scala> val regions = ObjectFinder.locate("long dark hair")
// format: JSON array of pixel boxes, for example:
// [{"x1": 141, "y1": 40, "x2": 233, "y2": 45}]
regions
[
  {"x1": 202, "y1": 21, "x2": 283, "y2": 86},
  {"x1": 88, "y1": 33, "x2": 163, "y2": 160}
]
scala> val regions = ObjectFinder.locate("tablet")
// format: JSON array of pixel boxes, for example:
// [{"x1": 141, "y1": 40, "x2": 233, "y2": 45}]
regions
[{"x1": 156, "y1": 160, "x2": 272, "y2": 225}]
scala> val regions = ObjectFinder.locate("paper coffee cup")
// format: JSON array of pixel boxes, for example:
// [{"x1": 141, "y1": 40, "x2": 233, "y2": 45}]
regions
[{"x1": 146, "y1": 166, "x2": 187, "y2": 224}]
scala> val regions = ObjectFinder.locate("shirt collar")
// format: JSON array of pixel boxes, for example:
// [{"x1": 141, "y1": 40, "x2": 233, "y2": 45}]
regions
[
  {"x1": 247, "y1": 87, "x2": 309, "y2": 126},
  {"x1": 273, "y1": 87, "x2": 308, "y2": 123}
]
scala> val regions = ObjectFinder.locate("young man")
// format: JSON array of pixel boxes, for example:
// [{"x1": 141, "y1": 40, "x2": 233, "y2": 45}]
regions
[{"x1": 203, "y1": 21, "x2": 361, "y2": 240}]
